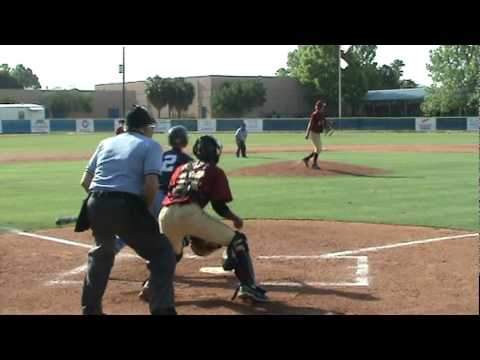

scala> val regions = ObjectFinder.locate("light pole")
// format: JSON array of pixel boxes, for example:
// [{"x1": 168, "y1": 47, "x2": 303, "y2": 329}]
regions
[
  {"x1": 338, "y1": 45, "x2": 342, "y2": 120},
  {"x1": 122, "y1": 46, "x2": 126, "y2": 119}
]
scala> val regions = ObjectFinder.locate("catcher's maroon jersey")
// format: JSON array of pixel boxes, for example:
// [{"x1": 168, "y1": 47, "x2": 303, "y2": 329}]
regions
[
  {"x1": 162, "y1": 161, "x2": 233, "y2": 208},
  {"x1": 309, "y1": 109, "x2": 327, "y2": 133}
]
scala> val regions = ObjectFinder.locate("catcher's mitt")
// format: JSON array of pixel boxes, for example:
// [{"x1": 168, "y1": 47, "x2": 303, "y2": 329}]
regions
[{"x1": 190, "y1": 236, "x2": 221, "y2": 257}]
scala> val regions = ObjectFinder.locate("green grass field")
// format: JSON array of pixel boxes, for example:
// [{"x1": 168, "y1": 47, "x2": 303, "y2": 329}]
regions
[
  {"x1": 0, "y1": 131, "x2": 476, "y2": 155},
  {"x1": 0, "y1": 132, "x2": 477, "y2": 231}
]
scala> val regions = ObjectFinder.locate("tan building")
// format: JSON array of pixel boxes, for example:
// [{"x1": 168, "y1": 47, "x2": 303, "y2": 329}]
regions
[
  {"x1": 95, "y1": 75, "x2": 312, "y2": 118},
  {"x1": 0, "y1": 89, "x2": 136, "y2": 118}
]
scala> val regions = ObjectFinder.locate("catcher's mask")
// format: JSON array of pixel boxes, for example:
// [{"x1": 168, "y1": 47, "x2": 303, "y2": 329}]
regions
[
  {"x1": 192, "y1": 135, "x2": 223, "y2": 164},
  {"x1": 168, "y1": 125, "x2": 188, "y2": 148}
]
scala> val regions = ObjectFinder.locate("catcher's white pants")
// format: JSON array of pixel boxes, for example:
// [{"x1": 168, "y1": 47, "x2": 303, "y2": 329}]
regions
[
  {"x1": 309, "y1": 131, "x2": 322, "y2": 154},
  {"x1": 159, "y1": 203, "x2": 235, "y2": 255}
]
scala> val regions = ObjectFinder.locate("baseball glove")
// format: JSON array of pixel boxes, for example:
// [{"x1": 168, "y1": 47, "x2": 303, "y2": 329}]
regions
[{"x1": 190, "y1": 236, "x2": 222, "y2": 257}]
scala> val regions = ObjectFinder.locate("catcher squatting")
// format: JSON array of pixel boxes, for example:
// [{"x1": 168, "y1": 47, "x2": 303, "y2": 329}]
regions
[{"x1": 76, "y1": 105, "x2": 268, "y2": 315}]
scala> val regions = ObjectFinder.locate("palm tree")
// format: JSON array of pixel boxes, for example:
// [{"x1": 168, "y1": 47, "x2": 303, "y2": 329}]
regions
[
  {"x1": 145, "y1": 76, "x2": 168, "y2": 118},
  {"x1": 175, "y1": 80, "x2": 195, "y2": 118}
]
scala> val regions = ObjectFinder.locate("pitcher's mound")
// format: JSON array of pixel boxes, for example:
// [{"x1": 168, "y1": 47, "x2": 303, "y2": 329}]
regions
[{"x1": 229, "y1": 160, "x2": 389, "y2": 177}]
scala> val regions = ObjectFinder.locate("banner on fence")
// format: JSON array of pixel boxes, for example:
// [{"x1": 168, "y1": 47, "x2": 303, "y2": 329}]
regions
[
  {"x1": 31, "y1": 119, "x2": 50, "y2": 133},
  {"x1": 466, "y1": 117, "x2": 479, "y2": 131},
  {"x1": 244, "y1": 118, "x2": 263, "y2": 133},
  {"x1": 415, "y1": 117, "x2": 436, "y2": 132},
  {"x1": 155, "y1": 119, "x2": 171, "y2": 133},
  {"x1": 0, "y1": 120, "x2": 2, "y2": 133},
  {"x1": 76, "y1": 119, "x2": 95, "y2": 133},
  {"x1": 198, "y1": 119, "x2": 216, "y2": 133}
]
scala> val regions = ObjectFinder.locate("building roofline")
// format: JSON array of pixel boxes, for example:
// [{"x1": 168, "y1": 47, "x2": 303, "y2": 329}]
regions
[
  {"x1": 186, "y1": 75, "x2": 281, "y2": 79},
  {"x1": 367, "y1": 87, "x2": 427, "y2": 93},
  {"x1": 95, "y1": 75, "x2": 288, "y2": 87},
  {"x1": 95, "y1": 80, "x2": 147, "y2": 86},
  {"x1": 365, "y1": 87, "x2": 427, "y2": 102},
  {"x1": 0, "y1": 88, "x2": 93, "y2": 92}
]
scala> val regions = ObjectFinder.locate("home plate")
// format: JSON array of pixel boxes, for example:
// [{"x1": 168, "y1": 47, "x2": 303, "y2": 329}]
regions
[{"x1": 200, "y1": 267, "x2": 232, "y2": 275}]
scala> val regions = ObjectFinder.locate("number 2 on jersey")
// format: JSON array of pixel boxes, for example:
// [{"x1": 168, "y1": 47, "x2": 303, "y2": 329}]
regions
[{"x1": 161, "y1": 154, "x2": 178, "y2": 172}]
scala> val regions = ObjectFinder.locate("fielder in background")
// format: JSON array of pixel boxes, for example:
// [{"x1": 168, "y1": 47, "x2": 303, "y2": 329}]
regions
[
  {"x1": 158, "y1": 135, "x2": 269, "y2": 303},
  {"x1": 302, "y1": 100, "x2": 327, "y2": 169},
  {"x1": 115, "y1": 119, "x2": 126, "y2": 135},
  {"x1": 76, "y1": 105, "x2": 177, "y2": 315},
  {"x1": 235, "y1": 122, "x2": 248, "y2": 158}
]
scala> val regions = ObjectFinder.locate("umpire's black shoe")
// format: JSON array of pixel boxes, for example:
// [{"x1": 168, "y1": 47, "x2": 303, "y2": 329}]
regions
[
  {"x1": 232, "y1": 284, "x2": 269, "y2": 303},
  {"x1": 82, "y1": 306, "x2": 106, "y2": 315},
  {"x1": 152, "y1": 307, "x2": 177, "y2": 315}
]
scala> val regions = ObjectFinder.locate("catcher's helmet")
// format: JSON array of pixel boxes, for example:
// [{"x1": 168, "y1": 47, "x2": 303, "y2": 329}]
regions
[
  {"x1": 168, "y1": 126, "x2": 188, "y2": 148},
  {"x1": 126, "y1": 105, "x2": 156, "y2": 129},
  {"x1": 192, "y1": 135, "x2": 223, "y2": 164}
]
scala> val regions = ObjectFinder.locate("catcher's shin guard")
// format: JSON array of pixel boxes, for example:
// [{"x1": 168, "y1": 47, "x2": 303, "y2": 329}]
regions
[{"x1": 223, "y1": 232, "x2": 256, "y2": 286}]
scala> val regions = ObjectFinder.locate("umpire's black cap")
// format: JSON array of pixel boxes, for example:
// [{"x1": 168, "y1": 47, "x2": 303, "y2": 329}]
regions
[{"x1": 126, "y1": 105, "x2": 156, "y2": 129}]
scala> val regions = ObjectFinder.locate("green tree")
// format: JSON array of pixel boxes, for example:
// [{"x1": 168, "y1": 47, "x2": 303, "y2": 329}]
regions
[
  {"x1": 275, "y1": 68, "x2": 290, "y2": 77},
  {"x1": 0, "y1": 70, "x2": 22, "y2": 89},
  {"x1": 0, "y1": 64, "x2": 22, "y2": 89},
  {"x1": 277, "y1": 45, "x2": 420, "y2": 114},
  {"x1": 399, "y1": 79, "x2": 418, "y2": 88},
  {"x1": 421, "y1": 45, "x2": 480, "y2": 116},
  {"x1": 10, "y1": 64, "x2": 41, "y2": 89},
  {"x1": 212, "y1": 80, "x2": 266, "y2": 117},
  {"x1": 0, "y1": 64, "x2": 10, "y2": 72},
  {"x1": 42, "y1": 90, "x2": 92, "y2": 118},
  {"x1": 173, "y1": 78, "x2": 195, "y2": 118},
  {"x1": 145, "y1": 76, "x2": 169, "y2": 117},
  {"x1": 341, "y1": 49, "x2": 369, "y2": 114},
  {"x1": 146, "y1": 76, "x2": 196, "y2": 118},
  {"x1": 0, "y1": 63, "x2": 41, "y2": 89},
  {"x1": 277, "y1": 45, "x2": 380, "y2": 114},
  {"x1": 390, "y1": 59, "x2": 405, "y2": 80},
  {"x1": 350, "y1": 45, "x2": 377, "y2": 67},
  {"x1": 286, "y1": 45, "x2": 339, "y2": 106}
]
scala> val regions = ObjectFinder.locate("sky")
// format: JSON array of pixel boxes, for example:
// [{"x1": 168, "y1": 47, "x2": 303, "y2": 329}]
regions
[{"x1": 0, "y1": 45, "x2": 439, "y2": 90}]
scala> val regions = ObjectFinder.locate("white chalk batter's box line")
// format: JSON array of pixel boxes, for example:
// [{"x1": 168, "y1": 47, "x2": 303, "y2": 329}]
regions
[
  {"x1": 200, "y1": 255, "x2": 369, "y2": 288},
  {"x1": 4, "y1": 228, "x2": 477, "y2": 289}
]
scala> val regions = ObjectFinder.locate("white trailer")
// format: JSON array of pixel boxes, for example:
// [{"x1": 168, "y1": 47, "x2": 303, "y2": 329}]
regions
[{"x1": 0, "y1": 104, "x2": 46, "y2": 121}]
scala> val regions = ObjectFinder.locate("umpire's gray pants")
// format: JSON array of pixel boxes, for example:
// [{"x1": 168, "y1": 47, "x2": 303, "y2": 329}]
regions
[{"x1": 81, "y1": 193, "x2": 176, "y2": 314}]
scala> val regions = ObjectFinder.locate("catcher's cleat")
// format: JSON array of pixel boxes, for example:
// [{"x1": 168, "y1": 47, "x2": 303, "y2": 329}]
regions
[{"x1": 232, "y1": 284, "x2": 269, "y2": 303}]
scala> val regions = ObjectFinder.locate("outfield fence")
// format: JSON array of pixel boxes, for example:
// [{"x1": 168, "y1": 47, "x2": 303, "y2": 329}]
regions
[{"x1": 0, "y1": 116, "x2": 478, "y2": 134}]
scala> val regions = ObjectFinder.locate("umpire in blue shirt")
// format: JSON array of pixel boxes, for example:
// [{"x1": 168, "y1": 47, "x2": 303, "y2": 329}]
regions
[{"x1": 76, "y1": 105, "x2": 176, "y2": 315}]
